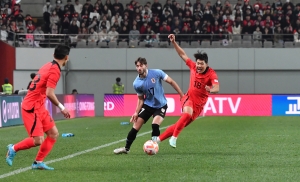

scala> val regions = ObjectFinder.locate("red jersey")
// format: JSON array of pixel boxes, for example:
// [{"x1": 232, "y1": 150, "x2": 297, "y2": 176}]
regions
[
  {"x1": 185, "y1": 58, "x2": 219, "y2": 105},
  {"x1": 23, "y1": 61, "x2": 61, "y2": 111}
]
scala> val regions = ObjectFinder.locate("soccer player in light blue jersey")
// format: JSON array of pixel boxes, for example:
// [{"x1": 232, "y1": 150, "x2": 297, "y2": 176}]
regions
[{"x1": 114, "y1": 57, "x2": 184, "y2": 154}]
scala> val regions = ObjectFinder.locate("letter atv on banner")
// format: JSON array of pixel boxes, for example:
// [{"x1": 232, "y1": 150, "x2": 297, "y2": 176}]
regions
[{"x1": 104, "y1": 94, "x2": 272, "y2": 117}]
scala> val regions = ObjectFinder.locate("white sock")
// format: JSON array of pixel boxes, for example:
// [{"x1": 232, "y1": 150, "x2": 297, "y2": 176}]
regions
[
  {"x1": 156, "y1": 137, "x2": 161, "y2": 143},
  {"x1": 12, "y1": 145, "x2": 15, "y2": 152},
  {"x1": 36, "y1": 161, "x2": 42, "y2": 163},
  {"x1": 171, "y1": 136, "x2": 177, "y2": 140}
]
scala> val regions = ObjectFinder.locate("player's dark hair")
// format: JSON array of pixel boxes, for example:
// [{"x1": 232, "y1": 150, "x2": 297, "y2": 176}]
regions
[
  {"x1": 134, "y1": 57, "x2": 147, "y2": 65},
  {"x1": 54, "y1": 44, "x2": 70, "y2": 60},
  {"x1": 194, "y1": 50, "x2": 208, "y2": 63},
  {"x1": 116, "y1": 77, "x2": 121, "y2": 82},
  {"x1": 30, "y1": 73, "x2": 36, "y2": 79}
]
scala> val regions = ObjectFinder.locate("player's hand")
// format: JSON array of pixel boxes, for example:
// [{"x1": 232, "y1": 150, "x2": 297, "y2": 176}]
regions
[
  {"x1": 61, "y1": 108, "x2": 70, "y2": 118},
  {"x1": 205, "y1": 85, "x2": 211, "y2": 93},
  {"x1": 168, "y1": 34, "x2": 175, "y2": 43},
  {"x1": 179, "y1": 94, "x2": 184, "y2": 101},
  {"x1": 130, "y1": 112, "x2": 138, "y2": 123}
]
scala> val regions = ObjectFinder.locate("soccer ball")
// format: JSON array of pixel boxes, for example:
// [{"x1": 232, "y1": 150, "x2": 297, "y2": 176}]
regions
[{"x1": 143, "y1": 140, "x2": 159, "y2": 155}]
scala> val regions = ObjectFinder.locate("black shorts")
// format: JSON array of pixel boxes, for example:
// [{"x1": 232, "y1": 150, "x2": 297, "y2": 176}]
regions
[{"x1": 138, "y1": 104, "x2": 168, "y2": 123}]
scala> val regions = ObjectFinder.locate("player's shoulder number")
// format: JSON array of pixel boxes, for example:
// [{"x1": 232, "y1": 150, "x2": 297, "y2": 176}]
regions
[{"x1": 29, "y1": 74, "x2": 41, "y2": 91}]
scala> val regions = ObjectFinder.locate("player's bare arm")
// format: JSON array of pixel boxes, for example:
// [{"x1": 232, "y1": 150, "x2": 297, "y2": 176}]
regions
[
  {"x1": 205, "y1": 84, "x2": 219, "y2": 93},
  {"x1": 164, "y1": 76, "x2": 184, "y2": 99},
  {"x1": 168, "y1": 34, "x2": 189, "y2": 62},
  {"x1": 46, "y1": 87, "x2": 70, "y2": 118},
  {"x1": 130, "y1": 95, "x2": 144, "y2": 122}
]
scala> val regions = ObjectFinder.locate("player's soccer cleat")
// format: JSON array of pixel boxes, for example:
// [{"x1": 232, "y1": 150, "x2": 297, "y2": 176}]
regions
[
  {"x1": 5, "y1": 144, "x2": 16, "y2": 166},
  {"x1": 152, "y1": 136, "x2": 160, "y2": 144},
  {"x1": 169, "y1": 137, "x2": 177, "y2": 148},
  {"x1": 32, "y1": 162, "x2": 54, "y2": 170},
  {"x1": 113, "y1": 147, "x2": 129, "y2": 154}
]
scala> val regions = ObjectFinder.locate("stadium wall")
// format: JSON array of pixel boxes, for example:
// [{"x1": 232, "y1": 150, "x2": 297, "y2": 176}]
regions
[
  {"x1": 14, "y1": 48, "x2": 300, "y2": 116},
  {"x1": 0, "y1": 42, "x2": 15, "y2": 87}
]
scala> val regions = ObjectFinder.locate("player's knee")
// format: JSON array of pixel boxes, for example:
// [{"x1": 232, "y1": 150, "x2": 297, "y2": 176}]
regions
[
  {"x1": 33, "y1": 137, "x2": 44, "y2": 146},
  {"x1": 48, "y1": 131, "x2": 59, "y2": 139}
]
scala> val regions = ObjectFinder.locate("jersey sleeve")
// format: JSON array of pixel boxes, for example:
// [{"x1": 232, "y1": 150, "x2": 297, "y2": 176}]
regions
[
  {"x1": 46, "y1": 67, "x2": 61, "y2": 89},
  {"x1": 186, "y1": 58, "x2": 196, "y2": 70},
  {"x1": 210, "y1": 71, "x2": 219, "y2": 85},
  {"x1": 133, "y1": 84, "x2": 143, "y2": 96},
  {"x1": 156, "y1": 69, "x2": 168, "y2": 81}
]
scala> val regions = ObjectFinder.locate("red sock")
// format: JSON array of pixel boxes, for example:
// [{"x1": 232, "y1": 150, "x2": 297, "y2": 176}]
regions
[
  {"x1": 14, "y1": 137, "x2": 36, "y2": 152},
  {"x1": 173, "y1": 113, "x2": 192, "y2": 137},
  {"x1": 159, "y1": 124, "x2": 176, "y2": 142},
  {"x1": 35, "y1": 137, "x2": 56, "y2": 161}
]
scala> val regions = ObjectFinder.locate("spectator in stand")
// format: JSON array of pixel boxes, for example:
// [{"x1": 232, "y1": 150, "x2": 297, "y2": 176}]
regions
[
  {"x1": 111, "y1": 20, "x2": 120, "y2": 32},
  {"x1": 151, "y1": 0, "x2": 163, "y2": 17},
  {"x1": 74, "y1": 0, "x2": 83, "y2": 14},
  {"x1": 118, "y1": 25, "x2": 129, "y2": 43},
  {"x1": 242, "y1": 0, "x2": 253, "y2": 14},
  {"x1": 88, "y1": 16, "x2": 98, "y2": 30},
  {"x1": 113, "y1": 0, "x2": 124, "y2": 12},
  {"x1": 223, "y1": 0, "x2": 232, "y2": 13},
  {"x1": 263, "y1": 6, "x2": 273, "y2": 20},
  {"x1": 112, "y1": 3, "x2": 122, "y2": 16},
  {"x1": 99, "y1": 15, "x2": 110, "y2": 31},
  {"x1": 33, "y1": 26, "x2": 45, "y2": 47},
  {"x1": 43, "y1": 0, "x2": 52, "y2": 33},
  {"x1": 253, "y1": 4, "x2": 263, "y2": 18},
  {"x1": 54, "y1": 3, "x2": 64, "y2": 19},
  {"x1": 242, "y1": 21, "x2": 254, "y2": 34},
  {"x1": 283, "y1": 24, "x2": 293, "y2": 41},
  {"x1": 78, "y1": 26, "x2": 88, "y2": 41},
  {"x1": 89, "y1": 5, "x2": 101, "y2": 20},
  {"x1": 88, "y1": 27, "x2": 98, "y2": 42},
  {"x1": 283, "y1": 0, "x2": 294, "y2": 14},
  {"x1": 102, "y1": 5, "x2": 112, "y2": 20},
  {"x1": 293, "y1": 28, "x2": 300, "y2": 42},
  {"x1": 180, "y1": 23, "x2": 191, "y2": 42},
  {"x1": 61, "y1": 15, "x2": 70, "y2": 33},
  {"x1": 253, "y1": 26, "x2": 262, "y2": 41},
  {"x1": 1, "y1": 24, "x2": 7, "y2": 41},
  {"x1": 111, "y1": 13, "x2": 122, "y2": 25},
  {"x1": 213, "y1": 0, "x2": 222, "y2": 15},
  {"x1": 26, "y1": 29, "x2": 34, "y2": 46},
  {"x1": 98, "y1": 26, "x2": 110, "y2": 42},
  {"x1": 51, "y1": 23, "x2": 59, "y2": 34},
  {"x1": 273, "y1": 26, "x2": 283, "y2": 43},
  {"x1": 129, "y1": 25, "x2": 140, "y2": 42},
  {"x1": 105, "y1": 0, "x2": 113, "y2": 11},
  {"x1": 108, "y1": 26, "x2": 118, "y2": 42},
  {"x1": 253, "y1": 0, "x2": 263, "y2": 10},
  {"x1": 65, "y1": 0, "x2": 75, "y2": 14},
  {"x1": 193, "y1": 0, "x2": 204, "y2": 12},
  {"x1": 50, "y1": 10, "x2": 60, "y2": 30},
  {"x1": 262, "y1": 26, "x2": 273, "y2": 41},
  {"x1": 232, "y1": 21, "x2": 241, "y2": 35},
  {"x1": 2, "y1": 3, "x2": 11, "y2": 15},
  {"x1": 203, "y1": 7, "x2": 214, "y2": 23},
  {"x1": 68, "y1": 20, "x2": 79, "y2": 45}
]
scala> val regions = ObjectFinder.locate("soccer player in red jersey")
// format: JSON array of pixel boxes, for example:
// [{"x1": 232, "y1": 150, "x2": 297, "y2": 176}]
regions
[
  {"x1": 5, "y1": 45, "x2": 71, "y2": 170},
  {"x1": 157, "y1": 34, "x2": 220, "y2": 148}
]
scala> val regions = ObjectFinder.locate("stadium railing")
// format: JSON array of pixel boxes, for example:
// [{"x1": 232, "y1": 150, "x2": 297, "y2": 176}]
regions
[{"x1": 2, "y1": 31, "x2": 300, "y2": 48}]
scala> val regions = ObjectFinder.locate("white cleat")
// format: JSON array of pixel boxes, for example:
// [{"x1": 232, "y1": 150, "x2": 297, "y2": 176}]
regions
[
  {"x1": 169, "y1": 137, "x2": 177, "y2": 148},
  {"x1": 113, "y1": 147, "x2": 129, "y2": 154}
]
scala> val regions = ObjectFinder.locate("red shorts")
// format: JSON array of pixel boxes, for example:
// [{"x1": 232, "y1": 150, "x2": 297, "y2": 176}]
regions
[
  {"x1": 22, "y1": 108, "x2": 55, "y2": 137},
  {"x1": 181, "y1": 95, "x2": 205, "y2": 122}
]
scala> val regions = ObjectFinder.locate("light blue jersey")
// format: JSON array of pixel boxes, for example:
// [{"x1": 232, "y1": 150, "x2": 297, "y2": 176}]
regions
[{"x1": 133, "y1": 69, "x2": 168, "y2": 109}]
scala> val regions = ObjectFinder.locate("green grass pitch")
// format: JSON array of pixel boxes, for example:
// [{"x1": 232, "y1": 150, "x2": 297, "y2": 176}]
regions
[{"x1": 0, "y1": 116, "x2": 300, "y2": 182}]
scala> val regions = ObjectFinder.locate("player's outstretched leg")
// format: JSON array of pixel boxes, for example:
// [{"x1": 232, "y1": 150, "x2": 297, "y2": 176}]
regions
[
  {"x1": 169, "y1": 113, "x2": 192, "y2": 148},
  {"x1": 6, "y1": 137, "x2": 36, "y2": 166},
  {"x1": 32, "y1": 137, "x2": 56, "y2": 170},
  {"x1": 114, "y1": 127, "x2": 139, "y2": 154},
  {"x1": 157, "y1": 124, "x2": 176, "y2": 143}
]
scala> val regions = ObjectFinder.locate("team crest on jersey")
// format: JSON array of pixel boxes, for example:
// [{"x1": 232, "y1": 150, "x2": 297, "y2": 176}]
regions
[
  {"x1": 161, "y1": 108, "x2": 165, "y2": 113},
  {"x1": 151, "y1": 78, "x2": 156, "y2": 83}
]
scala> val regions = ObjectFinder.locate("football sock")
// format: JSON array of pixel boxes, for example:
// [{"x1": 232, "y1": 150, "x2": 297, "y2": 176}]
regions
[
  {"x1": 151, "y1": 124, "x2": 160, "y2": 137},
  {"x1": 13, "y1": 137, "x2": 36, "y2": 152},
  {"x1": 173, "y1": 113, "x2": 192, "y2": 137},
  {"x1": 35, "y1": 137, "x2": 56, "y2": 161},
  {"x1": 125, "y1": 128, "x2": 138, "y2": 151},
  {"x1": 158, "y1": 124, "x2": 176, "y2": 142}
]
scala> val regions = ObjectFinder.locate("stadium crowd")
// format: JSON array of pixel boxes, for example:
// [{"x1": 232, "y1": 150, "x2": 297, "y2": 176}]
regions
[{"x1": 1, "y1": 0, "x2": 300, "y2": 46}]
